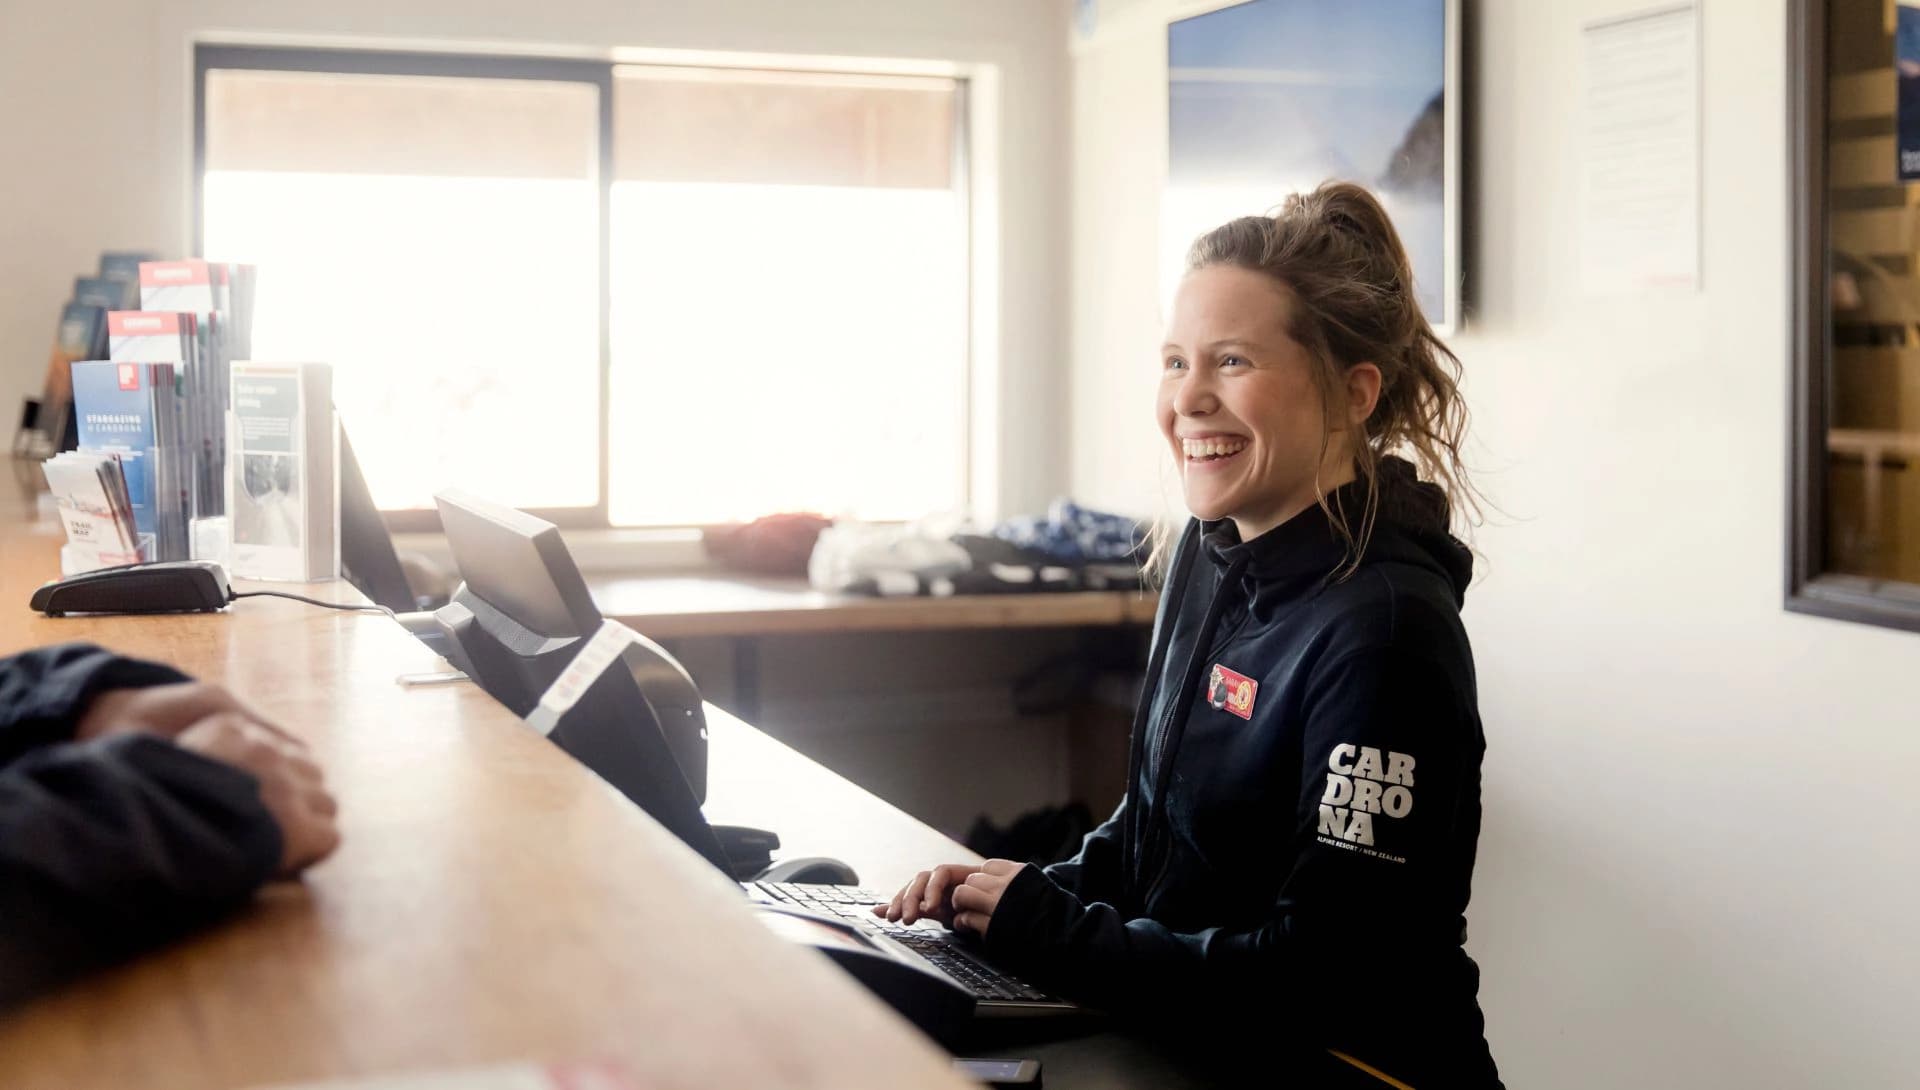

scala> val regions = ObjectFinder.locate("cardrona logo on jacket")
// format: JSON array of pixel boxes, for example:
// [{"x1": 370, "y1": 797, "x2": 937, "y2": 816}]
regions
[{"x1": 1317, "y1": 743, "x2": 1414, "y2": 861}]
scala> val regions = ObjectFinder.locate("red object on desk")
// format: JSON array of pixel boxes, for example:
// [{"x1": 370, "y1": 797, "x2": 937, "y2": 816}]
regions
[{"x1": 703, "y1": 513, "x2": 833, "y2": 575}]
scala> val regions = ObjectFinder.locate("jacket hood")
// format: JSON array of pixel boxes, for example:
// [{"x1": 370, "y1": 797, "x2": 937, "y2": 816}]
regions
[{"x1": 1197, "y1": 455, "x2": 1473, "y2": 606}]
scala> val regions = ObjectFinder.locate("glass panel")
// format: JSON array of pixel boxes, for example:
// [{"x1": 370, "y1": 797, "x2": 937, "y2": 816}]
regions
[
  {"x1": 1825, "y1": 0, "x2": 1920, "y2": 584},
  {"x1": 608, "y1": 67, "x2": 967, "y2": 526},
  {"x1": 203, "y1": 68, "x2": 601, "y2": 512}
]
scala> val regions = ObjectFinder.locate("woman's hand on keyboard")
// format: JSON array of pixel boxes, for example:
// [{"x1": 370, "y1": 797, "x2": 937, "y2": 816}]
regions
[
  {"x1": 949, "y1": 859, "x2": 1024, "y2": 938},
  {"x1": 877, "y1": 863, "x2": 982, "y2": 926}
]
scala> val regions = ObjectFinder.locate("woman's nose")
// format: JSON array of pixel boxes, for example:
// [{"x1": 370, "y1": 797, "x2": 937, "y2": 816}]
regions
[{"x1": 1172, "y1": 370, "x2": 1218, "y2": 417}]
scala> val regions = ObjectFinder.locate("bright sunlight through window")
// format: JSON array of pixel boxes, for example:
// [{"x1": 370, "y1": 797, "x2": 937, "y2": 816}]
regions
[{"x1": 201, "y1": 58, "x2": 970, "y2": 526}]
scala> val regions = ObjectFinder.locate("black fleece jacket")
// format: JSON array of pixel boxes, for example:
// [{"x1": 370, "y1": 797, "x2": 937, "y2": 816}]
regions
[
  {"x1": 982, "y1": 459, "x2": 1501, "y2": 1087},
  {"x1": 0, "y1": 643, "x2": 282, "y2": 1006}
]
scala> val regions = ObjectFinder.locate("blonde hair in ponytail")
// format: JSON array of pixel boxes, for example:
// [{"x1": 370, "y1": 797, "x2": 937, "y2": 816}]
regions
[{"x1": 1146, "y1": 180, "x2": 1480, "y2": 580}]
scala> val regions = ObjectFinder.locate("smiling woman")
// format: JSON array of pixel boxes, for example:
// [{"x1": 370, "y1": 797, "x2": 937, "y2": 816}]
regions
[
  {"x1": 879, "y1": 182, "x2": 1502, "y2": 1086},
  {"x1": 1153, "y1": 181, "x2": 1476, "y2": 575},
  {"x1": 1158, "y1": 266, "x2": 1372, "y2": 543}
]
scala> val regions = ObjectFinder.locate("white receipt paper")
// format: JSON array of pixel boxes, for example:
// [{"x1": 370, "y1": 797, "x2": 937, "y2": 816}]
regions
[
  {"x1": 1580, "y1": 3, "x2": 1700, "y2": 294},
  {"x1": 524, "y1": 620, "x2": 637, "y2": 736}
]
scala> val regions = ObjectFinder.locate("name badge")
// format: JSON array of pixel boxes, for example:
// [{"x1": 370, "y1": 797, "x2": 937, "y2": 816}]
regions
[{"x1": 1205, "y1": 663, "x2": 1258, "y2": 721}]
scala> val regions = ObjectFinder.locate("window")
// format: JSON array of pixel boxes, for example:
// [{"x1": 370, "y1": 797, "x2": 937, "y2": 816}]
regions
[
  {"x1": 196, "y1": 47, "x2": 970, "y2": 529},
  {"x1": 1790, "y1": 0, "x2": 1920, "y2": 633},
  {"x1": 608, "y1": 67, "x2": 968, "y2": 525}
]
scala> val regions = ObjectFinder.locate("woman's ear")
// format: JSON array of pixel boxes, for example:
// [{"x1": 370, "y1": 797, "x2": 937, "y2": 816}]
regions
[{"x1": 1346, "y1": 362, "x2": 1383, "y2": 427}]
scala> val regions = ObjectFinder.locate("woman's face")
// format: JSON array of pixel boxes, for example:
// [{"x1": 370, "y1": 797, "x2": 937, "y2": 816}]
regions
[{"x1": 1157, "y1": 265, "x2": 1359, "y2": 541}]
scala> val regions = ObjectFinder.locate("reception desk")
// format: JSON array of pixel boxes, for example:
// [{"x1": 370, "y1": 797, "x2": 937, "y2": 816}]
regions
[{"x1": 0, "y1": 486, "x2": 974, "y2": 1090}]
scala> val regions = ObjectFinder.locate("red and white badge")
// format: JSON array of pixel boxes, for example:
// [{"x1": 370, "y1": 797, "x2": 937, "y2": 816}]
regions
[{"x1": 1205, "y1": 663, "x2": 1258, "y2": 721}]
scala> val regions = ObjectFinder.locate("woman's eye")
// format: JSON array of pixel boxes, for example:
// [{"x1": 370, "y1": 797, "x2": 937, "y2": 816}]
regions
[
  {"x1": 1164, "y1": 357, "x2": 1187, "y2": 371},
  {"x1": 1221, "y1": 355, "x2": 1248, "y2": 368}
]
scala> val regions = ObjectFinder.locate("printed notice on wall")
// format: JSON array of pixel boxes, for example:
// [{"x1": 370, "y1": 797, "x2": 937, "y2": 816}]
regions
[{"x1": 1580, "y1": 3, "x2": 1700, "y2": 294}]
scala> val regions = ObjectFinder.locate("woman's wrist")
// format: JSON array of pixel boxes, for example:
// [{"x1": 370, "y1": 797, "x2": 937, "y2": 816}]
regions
[{"x1": 982, "y1": 862, "x2": 1082, "y2": 961}]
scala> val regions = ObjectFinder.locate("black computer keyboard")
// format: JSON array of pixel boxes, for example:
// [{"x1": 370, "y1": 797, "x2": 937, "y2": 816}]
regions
[
  {"x1": 746, "y1": 880, "x2": 1062, "y2": 1005},
  {"x1": 883, "y1": 929, "x2": 1055, "y2": 1002}
]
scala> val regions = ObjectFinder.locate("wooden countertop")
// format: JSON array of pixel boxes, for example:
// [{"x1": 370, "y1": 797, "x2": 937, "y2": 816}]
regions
[
  {"x1": 0, "y1": 485, "x2": 972, "y2": 1090},
  {"x1": 591, "y1": 572, "x2": 1158, "y2": 640}
]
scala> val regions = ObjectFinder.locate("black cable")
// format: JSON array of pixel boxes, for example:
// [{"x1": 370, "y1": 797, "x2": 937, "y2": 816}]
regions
[{"x1": 229, "y1": 590, "x2": 395, "y2": 618}]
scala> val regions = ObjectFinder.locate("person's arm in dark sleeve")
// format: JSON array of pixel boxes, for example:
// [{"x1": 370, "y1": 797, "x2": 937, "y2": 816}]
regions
[
  {"x1": 0, "y1": 734, "x2": 282, "y2": 1006},
  {"x1": 0, "y1": 643, "x2": 188, "y2": 766},
  {"x1": 982, "y1": 645, "x2": 1476, "y2": 1025},
  {"x1": 1038, "y1": 797, "x2": 1129, "y2": 904}
]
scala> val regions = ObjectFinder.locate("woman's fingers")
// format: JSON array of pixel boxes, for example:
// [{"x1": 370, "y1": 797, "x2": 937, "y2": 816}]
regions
[
  {"x1": 876, "y1": 864, "x2": 986, "y2": 923},
  {"x1": 921, "y1": 866, "x2": 953, "y2": 914},
  {"x1": 950, "y1": 880, "x2": 997, "y2": 913},
  {"x1": 922, "y1": 864, "x2": 974, "y2": 918},
  {"x1": 890, "y1": 870, "x2": 932, "y2": 922},
  {"x1": 900, "y1": 870, "x2": 936, "y2": 923},
  {"x1": 953, "y1": 911, "x2": 985, "y2": 935}
]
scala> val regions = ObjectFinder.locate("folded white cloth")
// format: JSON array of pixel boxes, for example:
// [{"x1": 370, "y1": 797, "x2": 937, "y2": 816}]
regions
[{"x1": 807, "y1": 520, "x2": 971, "y2": 593}]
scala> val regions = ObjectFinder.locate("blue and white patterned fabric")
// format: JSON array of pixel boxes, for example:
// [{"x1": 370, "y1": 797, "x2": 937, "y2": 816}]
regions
[{"x1": 992, "y1": 498, "x2": 1146, "y2": 565}]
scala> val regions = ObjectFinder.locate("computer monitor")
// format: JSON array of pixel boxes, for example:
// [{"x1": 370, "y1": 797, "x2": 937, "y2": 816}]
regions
[
  {"x1": 432, "y1": 489, "x2": 602, "y2": 718},
  {"x1": 337, "y1": 424, "x2": 418, "y2": 613}
]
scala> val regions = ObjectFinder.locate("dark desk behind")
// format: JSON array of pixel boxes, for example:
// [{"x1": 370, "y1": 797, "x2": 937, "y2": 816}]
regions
[
  {"x1": 589, "y1": 572, "x2": 1154, "y2": 768},
  {"x1": 591, "y1": 572, "x2": 1159, "y2": 640}
]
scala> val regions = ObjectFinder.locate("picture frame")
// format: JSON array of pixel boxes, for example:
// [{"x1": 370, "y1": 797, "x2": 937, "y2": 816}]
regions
[
  {"x1": 1164, "y1": 0, "x2": 1462, "y2": 332},
  {"x1": 1787, "y1": 0, "x2": 1920, "y2": 633}
]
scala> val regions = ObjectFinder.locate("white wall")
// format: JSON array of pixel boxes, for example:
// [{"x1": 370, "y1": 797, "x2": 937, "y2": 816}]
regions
[
  {"x1": 0, "y1": 0, "x2": 1071, "y2": 519},
  {"x1": 1069, "y1": 1, "x2": 1920, "y2": 1087}
]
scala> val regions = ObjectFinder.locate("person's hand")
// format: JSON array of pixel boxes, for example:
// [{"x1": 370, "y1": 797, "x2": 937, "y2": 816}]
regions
[
  {"x1": 175, "y1": 713, "x2": 341, "y2": 877},
  {"x1": 75, "y1": 681, "x2": 291, "y2": 744},
  {"x1": 876, "y1": 863, "x2": 984, "y2": 926},
  {"x1": 948, "y1": 859, "x2": 1025, "y2": 937}
]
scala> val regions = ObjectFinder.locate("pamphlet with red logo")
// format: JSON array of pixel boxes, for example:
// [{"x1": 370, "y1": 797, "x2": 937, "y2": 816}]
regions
[
  {"x1": 69, "y1": 359, "x2": 186, "y2": 557},
  {"x1": 41, "y1": 450, "x2": 141, "y2": 559},
  {"x1": 138, "y1": 259, "x2": 219, "y2": 313},
  {"x1": 135, "y1": 260, "x2": 255, "y2": 519},
  {"x1": 107, "y1": 309, "x2": 195, "y2": 364}
]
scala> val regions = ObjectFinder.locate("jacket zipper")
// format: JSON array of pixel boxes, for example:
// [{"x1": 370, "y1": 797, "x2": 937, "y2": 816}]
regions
[
  {"x1": 1137, "y1": 576, "x2": 1252, "y2": 904},
  {"x1": 1141, "y1": 832, "x2": 1177, "y2": 910},
  {"x1": 1144, "y1": 593, "x2": 1252, "y2": 810}
]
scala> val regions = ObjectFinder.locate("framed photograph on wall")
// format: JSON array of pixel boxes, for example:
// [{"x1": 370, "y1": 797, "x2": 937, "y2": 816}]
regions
[
  {"x1": 1165, "y1": 0, "x2": 1462, "y2": 332},
  {"x1": 1788, "y1": 0, "x2": 1920, "y2": 633}
]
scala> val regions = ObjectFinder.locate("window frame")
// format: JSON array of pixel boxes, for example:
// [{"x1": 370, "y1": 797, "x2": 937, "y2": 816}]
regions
[
  {"x1": 1787, "y1": 0, "x2": 1920, "y2": 634},
  {"x1": 193, "y1": 43, "x2": 973, "y2": 534}
]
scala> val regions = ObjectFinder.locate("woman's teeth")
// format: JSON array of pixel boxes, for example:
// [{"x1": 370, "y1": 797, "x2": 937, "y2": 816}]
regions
[{"x1": 1182, "y1": 437, "x2": 1248, "y2": 460}]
